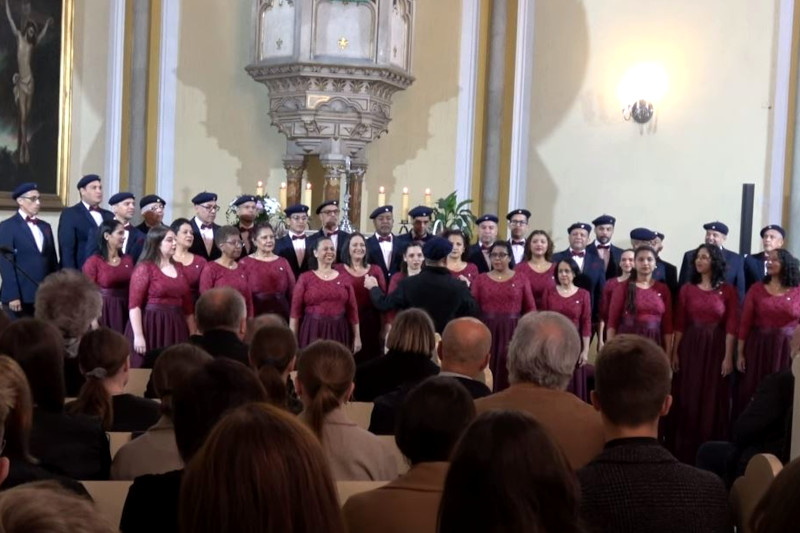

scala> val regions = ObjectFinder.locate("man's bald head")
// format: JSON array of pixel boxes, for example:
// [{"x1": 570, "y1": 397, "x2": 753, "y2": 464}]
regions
[{"x1": 439, "y1": 318, "x2": 491, "y2": 378}]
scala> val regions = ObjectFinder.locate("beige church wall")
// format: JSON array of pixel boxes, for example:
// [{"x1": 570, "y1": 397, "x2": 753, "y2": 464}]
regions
[{"x1": 526, "y1": 0, "x2": 778, "y2": 264}]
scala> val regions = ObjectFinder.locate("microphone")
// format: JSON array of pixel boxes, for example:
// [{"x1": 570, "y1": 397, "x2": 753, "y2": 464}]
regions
[{"x1": 0, "y1": 246, "x2": 16, "y2": 255}]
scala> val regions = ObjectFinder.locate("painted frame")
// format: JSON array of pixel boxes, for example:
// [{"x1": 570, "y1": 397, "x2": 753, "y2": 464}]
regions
[{"x1": 0, "y1": 0, "x2": 73, "y2": 210}]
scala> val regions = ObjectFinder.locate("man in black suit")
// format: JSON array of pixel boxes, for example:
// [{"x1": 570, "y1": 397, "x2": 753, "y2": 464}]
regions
[
  {"x1": 365, "y1": 205, "x2": 402, "y2": 285},
  {"x1": 579, "y1": 335, "x2": 730, "y2": 532},
  {"x1": 95, "y1": 192, "x2": 146, "y2": 262},
  {"x1": 437, "y1": 317, "x2": 491, "y2": 399},
  {"x1": 306, "y1": 200, "x2": 350, "y2": 263},
  {"x1": 366, "y1": 237, "x2": 480, "y2": 333},
  {"x1": 57, "y1": 174, "x2": 113, "y2": 270},
  {"x1": 394, "y1": 205, "x2": 434, "y2": 251},
  {"x1": 552, "y1": 222, "x2": 606, "y2": 326},
  {"x1": 274, "y1": 203, "x2": 310, "y2": 279},
  {"x1": 506, "y1": 208, "x2": 530, "y2": 265},
  {"x1": 188, "y1": 191, "x2": 221, "y2": 261},
  {"x1": 744, "y1": 224, "x2": 785, "y2": 292},
  {"x1": 652, "y1": 231, "x2": 679, "y2": 297},
  {"x1": 0, "y1": 182, "x2": 58, "y2": 318},
  {"x1": 468, "y1": 214, "x2": 499, "y2": 273},
  {"x1": 135, "y1": 194, "x2": 166, "y2": 234},
  {"x1": 586, "y1": 214, "x2": 623, "y2": 280},
  {"x1": 678, "y1": 221, "x2": 745, "y2": 301}
]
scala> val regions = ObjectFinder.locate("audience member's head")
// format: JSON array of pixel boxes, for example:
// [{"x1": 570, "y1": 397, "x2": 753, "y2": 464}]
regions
[
  {"x1": 67, "y1": 328, "x2": 129, "y2": 430},
  {"x1": 751, "y1": 457, "x2": 800, "y2": 533},
  {"x1": 0, "y1": 318, "x2": 66, "y2": 412},
  {"x1": 438, "y1": 317, "x2": 491, "y2": 379},
  {"x1": 34, "y1": 270, "x2": 102, "y2": 341},
  {"x1": 195, "y1": 287, "x2": 247, "y2": 338},
  {"x1": 0, "y1": 356, "x2": 35, "y2": 463},
  {"x1": 507, "y1": 311, "x2": 581, "y2": 390},
  {"x1": 152, "y1": 344, "x2": 213, "y2": 418},
  {"x1": 249, "y1": 325, "x2": 298, "y2": 409},
  {"x1": 0, "y1": 481, "x2": 116, "y2": 533},
  {"x1": 396, "y1": 377, "x2": 475, "y2": 466},
  {"x1": 296, "y1": 340, "x2": 355, "y2": 440},
  {"x1": 179, "y1": 403, "x2": 345, "y2": 533},
  {"x1": 592, "y1": 335, "x2": 672, "y2": 432},
  {"x1": 385, "y1": 308, "x2": 437, "y2": 357},
  {"x1": 172, "y1": 358, "x2": 266, "y2": 463},
  {"x1": 438, "y1": 410, "x2": 581, "y2": 533},
  {"x1": 243, "y1": 313, "x2": 287, "y2": 344},
  {"x1": 0, "y1": 309, "x2": 12, "y2": 337}
]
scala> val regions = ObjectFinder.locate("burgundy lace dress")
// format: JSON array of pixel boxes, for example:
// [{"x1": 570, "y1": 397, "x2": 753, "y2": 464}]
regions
[
  {"x1": 291, "y1": 271, "x2": 359, "y2": 349},
  {"x1": 199, "y1": 261, "x2": 255, "y2": 318},
  {"x1": 180, "y1": 254, "x2": 206, "y2": 302},
  {"x1": 514, "y1": 261, "x2": 556, "y2": 310},
  {"x1": 607, "y1": 281, "x2": 673, "y2": 348},
  {"x1": 335, "y1": 264, "x2": 386, "y2": 363},
  {"x1": 448, "y1": 263, "x2": 479, "y2": 284},
  {"x1": 240, "y1": 256, "x2": 295, "y2": 321},
  {"x1": 83, "y1": 254, "x2": 134, "y2": 334}
]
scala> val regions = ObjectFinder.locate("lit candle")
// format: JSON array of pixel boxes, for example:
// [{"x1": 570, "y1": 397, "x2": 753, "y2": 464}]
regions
[
  {"x1": 401, "y1": 187, "x2": 409, "y2": 218},
  {"x1": 378, "y1": 186, "x2": 386, "y2": 207},
  {"x1": 424, "y1": 188, "x2": 432, "y2": 207},
  {"x1": 256, "y1": 180, "x2": 264, "y2": 197},
  {"x1": 279, "y1": 182, "x2": 287, "y2": 209},
  {"x1": 304, "y1": 183, "x2": 312, "y2": 207}
]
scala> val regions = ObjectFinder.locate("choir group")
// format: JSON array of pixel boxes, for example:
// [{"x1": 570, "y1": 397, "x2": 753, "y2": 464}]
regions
[{"x1": 1, "y1": 174, "x2": 798, "y2": 464}]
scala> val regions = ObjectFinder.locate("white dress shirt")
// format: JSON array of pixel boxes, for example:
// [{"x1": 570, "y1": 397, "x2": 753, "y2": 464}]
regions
[
  {"x1": 19, "y1": 209, "x2": 43, "y2": 252},
  {"x1": 569, "y1": 249, "x2": 585, "y2": 271},
  {"x1": 83, "y1": 201, "x2": 103, "y2": 226},
  {"x1": 375, "y1": 232, "x2": 393, "y2": 268},
  {"x1": 291, "y1": 232, "x2": 307, "y2": 264}
]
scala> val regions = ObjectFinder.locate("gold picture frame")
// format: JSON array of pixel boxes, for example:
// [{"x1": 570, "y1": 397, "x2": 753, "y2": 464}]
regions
[{"x1": 0, "y1": 0, "x2": 73, "y2": 210}]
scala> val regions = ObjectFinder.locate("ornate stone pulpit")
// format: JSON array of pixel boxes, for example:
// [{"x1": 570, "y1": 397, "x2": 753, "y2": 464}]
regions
[{"x1": 246, "y1": 0, "x2": 415, "y2": 227}]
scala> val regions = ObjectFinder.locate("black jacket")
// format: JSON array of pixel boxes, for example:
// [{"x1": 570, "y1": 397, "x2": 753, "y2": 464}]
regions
[
  {"x1": 120, "y1": 469, "x2": 182, "y2": 533},
  {"x1": 733, "y1": 370, "x2": 793, "y2": 465},
  {"x1": 30, "y1": 408, "x2": 111, "y2": 480},
  {"x1": 353, "y1": 349, "x2": 439, "y2": 402}
]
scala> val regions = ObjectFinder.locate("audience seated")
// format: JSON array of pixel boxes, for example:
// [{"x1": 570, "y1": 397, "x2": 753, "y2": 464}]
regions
[
  {"x1": 343, "y1": 376, "x2": 475, "y2": 533},
  {"x1": 0, "y1": 356, "x2": 87, "y2": 495},
  {"x1": 354, "y1": 309, "x2": 439, "y2": 403},
  {"x1": 436, "y1": 317, "x2": 492, "y2": 398},
  {"x1": 0, "y1": 481, "x2": 116, "y2": 532},
  {"x1": 67, "y1": 328, "x2": 160, "y2": 432},
  {"x1": 119, "y1": 358, "x2": 267, "y2": 533},
  {"x1": 111, "y1": 344, "x2": 212, "y2": 480},
  {"x1": 750, "y1": 456, "x2": 800, "y2": 533},
  {"x1": 34, "y1": 270, "x2": 103, "y2": 396},
  {"x1": 578, "y1": 334, "x2": 730, "y2": 533},
  {"x1": 249, "y1": 324, "x2": 302, "y2": 414},
  {"x1": 474, "y1": 311, "x2": 604, "y2": 469},
  {"x1": 0, "y1": 318, "x2": 110, "y2": 480},
  {"x1": 243, "y1": 312, "x2": 288, "y2": 343},
  {"x1": 297, "y1": 340, "x2": 399, "y2": 481},
  {"x1": 438, "y1": 410, "x2": 582, "y2": 533}
]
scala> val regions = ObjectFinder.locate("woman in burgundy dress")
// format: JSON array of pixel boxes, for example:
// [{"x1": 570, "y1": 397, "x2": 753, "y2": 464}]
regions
[
  {"x1": 171, "y1": 218, "x2": 206, "y2": 301},
  {"x1": 514, "y1": 230, "x2": 556, "y2": 310},
  {"x1": 607, "y1": 245, "x2": 673, "y2": 352},
  {"x1": 598, "y1": 248, "x2": 634, "y2": 349},
  {"x1": 82, "y1": 219, "x2": 134, "y2": 334},
  {"x1": 385, "y1": 242, "x2": 424, "y2": 326},
  {"x1": 736, "y1": 248, "x2": 800, "y2": 415},
  {"x1": 443, "y1": 229, "x2": 479, "y2": 286},
  {"x1": 336, "y1": 232, "x2": 386, "y2": 363},
  {"x1": 470, "y1": 241, "x2": 535, "y2": 391},
  {"x1": 239, "y1": 224, "x2": 295, "y2": 322},
  {"x1": 290, "y1": 237, "x2": 360, "y2": 352},
  {"x1": 199, "y1": 226, "x2": 254, "y2": 317},
  {"x1": 126, "y1": 226, "x2": 196, "y2": 367},
  {"x1": 672, "y1": 244, "x2": 738, "y2": 463},
  {"x1": 542, "y1": 258, "x2": 592, "y2": 401}
]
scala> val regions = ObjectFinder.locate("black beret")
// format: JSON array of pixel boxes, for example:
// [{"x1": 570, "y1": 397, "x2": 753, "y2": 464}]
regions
[
  {"x1": 568, "y1": 222, "x2": 592, "y2": 234},
  {"x1": 233, "y1": 195, "x2": 257, "y2": 207},
  {"x1": 369, "y1": 205, "x2": 393, "y2": 219},
  {"x1": 422, "y1": 237, "x2": 453, "y2": 261},
  {"x1": 109, "y1": 192, "x2": 135, "y2": 205},
  {"x1": 12, "y1": 182, "x2": 37, "y2": 200},
  {"x1": 139, "y1": 194, "x2": 165, "y2": 208},
  {"x1": 77, "y1": 174, "x2": 101, "y2": 190},
  {"x1": 408, "y1": 205, "x2": 433, "y2": 218},
  {"x1": 476, "y1": 214, "x2": 499, "y2": 225},
  {"x1": 191, "y1": 191, "x2": 217, "y2": 205},
  {"x1": 506, "y1": 209, "x2": 531, "y2": 221},
  {"x1": 592, "y1": 214, "x2": 616, "y2": 227},
  {"x1": 315, "y1": 200, "x2": 339, "y2": 215},
  {"x1": 630, "y1": 227, "x2": 657, "y2": 241},
  {"x1": 703, "y1": 221, "x2": 729, "y2": 235},
  {"x1": 761, "y1": 224, "x2": 786, "y2": 238},
  {"x1": 654, "y1": 231, "x2": 665, "y2": 241},
  {"x1": 285, "y1": 204, "x2": 309, "y2": 216}
]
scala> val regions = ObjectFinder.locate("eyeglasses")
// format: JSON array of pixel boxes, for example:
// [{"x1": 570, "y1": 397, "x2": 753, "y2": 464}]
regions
[
  {"x1": 20, "y1": 196, "x2": 40, "y2": 202},
  {"x1": 320, "y1": 209, "x2": 340, "y2": 216},
  {"x1": 509, "y1": 220, "x2": 527, "y2": 226},
  {"x1": 224, "y1": 240, "x2": 244, "y2": 248},
  {"x1": 489, "y1": 253, "x2": 509, "y2": 259},
  {"x1": 199, "y1": 204, "x2": 220, "y2": 213}
]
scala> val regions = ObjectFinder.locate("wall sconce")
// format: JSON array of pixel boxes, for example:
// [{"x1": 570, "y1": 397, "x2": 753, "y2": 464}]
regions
[{"x1": 618, "y1": 62, "x2": 668, "y2": 125}]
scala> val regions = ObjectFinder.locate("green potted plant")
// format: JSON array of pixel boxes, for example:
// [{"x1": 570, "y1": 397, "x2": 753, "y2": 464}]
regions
[{"x1": 431, "y1": 191, "x2": 477, "y2": 239}]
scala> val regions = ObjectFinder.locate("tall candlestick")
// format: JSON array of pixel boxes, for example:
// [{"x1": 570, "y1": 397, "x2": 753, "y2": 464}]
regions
[
  {"x1": 424, "y1": 188, "x2": 432, "y2": 208},
  {"x1": 401, "y1": 187, "x2": 409, "y2": 218},
  {"x1": 304, "y1": 183, "x2": 312, "y2": 208},
  {"x1": 378, "y1": 186, "x2": 386, "y2": 207},
  {"x1": 279, "y1": 182, "x2": 287, "y2": 209},
  {"x1": 256, "y1": 180, "x2": 264, "y2": 197}
]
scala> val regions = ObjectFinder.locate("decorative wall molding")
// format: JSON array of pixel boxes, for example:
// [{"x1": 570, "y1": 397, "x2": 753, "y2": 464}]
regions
[
  {"x1": 454, "y1": 0, "x2": 480, "y2": 202},
  {"x1": 104, "y1": 0, "x2": 125, "y2": 198},
  {"x1": 770, "y1": 0, "x2": 794, "y2": 224},
  {"x1": 155, "y1": 0, "x2": 181, "y2": 222}
]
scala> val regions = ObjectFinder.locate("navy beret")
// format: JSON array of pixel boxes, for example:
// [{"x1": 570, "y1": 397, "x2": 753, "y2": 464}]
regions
[
  {"x1": 506, "y1": 209, "x2": 531, "y2": 221},
  {"x1": 422, "y1": 236, "x2": 453, "y2": 261},
  {"x1": 703, "y1": 221, "x2": 729, "y2": 235},
  {"x1": 109, "y1": 192, "x2": 135, "y2": 205},
  {"x1": 191, "y1": 191, "x2": 217, "y2": 205},
  {"x1": 284, "y1": 204, "x2": 309, "y2": 216},
  {"x1": 654, "y1": 231, "x2": 665, "y2": 241},
  {"x1": 476, "y1": 214, "x2": 499, "y2": 225},
  {"x1": 369, "y1": 205, "x2": 393, "y2": 219},
  {"x1": 408, "y1": 205, "x2": 433, "y2": 218},
  {"x1": 568, "y1": 222, "x2": 592, "y2": 234},
  {"x1": 592, "y1": 214, "x2": 616, "y2": 227},
  {"x1": 77, "y1": 174, "x2": 101, "y2": 190},
  {"x1": 12, "y1": 182, "x2": 37, "y2": 200},
  {"x1": 315, "y1": 200, "x2": 339, "y2": 215},
  {"x1": 233, "y1": 195, "x2": 257, "y2": 207},
  {"x1": 139, "y1": 194, "x2": 165, "y2": 208},
  {"x1": 761, "y1": 224, "x2": 786, "y2": 238},
  {"x1": 630, "y1": 227, "x2": 657, "y2": 241}
]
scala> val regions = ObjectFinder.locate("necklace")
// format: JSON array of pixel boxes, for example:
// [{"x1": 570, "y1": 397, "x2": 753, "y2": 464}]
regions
[{"x1": 318, "y1": 269, "x2": 335, "y2": 280}]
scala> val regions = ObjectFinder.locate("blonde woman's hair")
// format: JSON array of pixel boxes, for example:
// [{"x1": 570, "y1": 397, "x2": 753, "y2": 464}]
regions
[{"x1": 386, "y1": 308, "x2": 437, "y2": 356}]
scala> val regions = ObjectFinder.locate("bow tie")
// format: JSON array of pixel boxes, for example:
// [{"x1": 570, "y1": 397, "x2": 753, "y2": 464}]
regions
[
  {"x1": 481, "y1": 245, "x2": 491, "y2": 251},
  {"x1": 571, "y1": 251, "x2": 585, "y2": 258},
  {"x1": 326, "y1": 230, "x2": 339, "y2": 237},
  {"x1": 511, "y1": 240, "x2": 525, "y2": 246},
  {"x1": 200, "y1": 224, "x2": 213, "y2": 230},
  {"x1": 596, "y1": 244, "x2": 610, "y2": 249},
  {"x1": 88, "y1": 206, "x2": 100, "y2": 212},
  {"x1": 378, "y1": 236, "x2": 392, "y2": 243},
  {"x1": 123, "y1": 224, "x2": 132, "y2": 231},
  {"x1": 25, "y1": 216, "x2": 38, "y2": 225},
  {"x1": 292, "y1": 234, "x2": 306, "y2": 241},
  {"x1": 239, "y1": 226, "x2": 251, "y2": 233}
]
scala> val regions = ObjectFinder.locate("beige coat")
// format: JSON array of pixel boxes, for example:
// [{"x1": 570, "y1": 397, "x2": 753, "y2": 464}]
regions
[
  {"x1": 343, "y1": 462, "x2": 448, "y2": 533},
  {"x1": 475, "y1": 383, "x2": 605, "y2": 469},
  {"x1": 110, "y1": 416, "x2": 183, "y2": 480}
]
